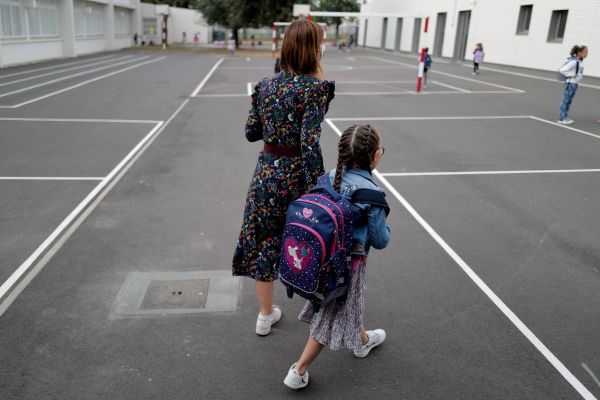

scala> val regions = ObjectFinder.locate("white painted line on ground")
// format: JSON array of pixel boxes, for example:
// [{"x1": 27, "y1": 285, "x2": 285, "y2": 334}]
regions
[
  {"x1": 0, "y1": 55, "x2": 118, "y2": 79},
  {"x1": 582, "y1": 364, "x2": 600, "y2": 389},
  {"x1": 247, "y1": 82, "x2": 253, "y2": 96},
  {"x1": 0, "y1": 58, "x2": 222, "y2": 316},
  {"x1": 0, "y1": 55, "x2": 134, "y2": 88},
  {"x1": 326, "y1": 117, "x2": 597, "y2": 400},
  {"x1": 330, "y1": 90, "x2": 518, "y2": 96},
  {"x1": 193, "y1": 93, "x2": 249, "y2": 98},
  {"x1": 369, "y1": 56, "x2": 525, "y2": 93},
  {"x1": 431, "y1": 80, "x2": 471, "y2": 93},
  {"x1": 528, "y1": 116, "x2": 600, "y2": 141},
  {"x1": 0, "y1": 117, "x2": 162, "y2": 124},
  {"x1": 347, "y1": 57, "x2": 356, "y2": 61},
  {"x1": 0, "y1": 56, "x2": 150, "y2": 99},
  {"x1": 191, "y1": 58, "x2": 224, "y2": 97},
  {"x1": 0, "y1": 57, "x2": 166, "y2": 109},
  {"x1": 462, "y1": 64, "x2": 600, "y2": 90},
  {"x1": 380, "y1": 169, "x2": 600, "y2": 177},
  {"x1": 0, "y1": 177, "x2": 104, "y2": 181},
  {"x1": 335, "y1": 80, "x2": 415, "y2": 84},
  {"x1": 246, "y1": 57, "x2": 251, "y2": 61},
  {"x1": 328, "y1": 115, "x2": 530, "y2": 121}
]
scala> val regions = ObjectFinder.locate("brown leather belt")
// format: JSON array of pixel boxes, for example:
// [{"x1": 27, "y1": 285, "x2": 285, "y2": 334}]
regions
[{"x1": 263, "y1": 143, "x2": 301, "y2": 157}]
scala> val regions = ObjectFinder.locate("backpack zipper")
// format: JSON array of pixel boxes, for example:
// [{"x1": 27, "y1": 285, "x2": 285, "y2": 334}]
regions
[
  {"x1": 296, "y1": 198, "x2": 339, "y2": 256},
  {"x1": 308, "y1": 194, "x2": 346, "y2": 251}
]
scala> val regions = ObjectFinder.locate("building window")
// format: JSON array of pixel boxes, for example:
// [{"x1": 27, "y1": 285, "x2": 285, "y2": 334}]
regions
[
  {"x1": 516, "y1": 4, "x2": 532, "y2": 35},
  {"x1": 114, "y1": 8, "x2": 131, "y2": 36},
  {"x1": 74, "y1": 0, "x2": 105, "y2": 38},
  {"x1": 27, "y1": 0, "x2": 59, "y2": 37},
  {"x1": 547, "y1": 10, "x2": 568, "y2": 43},
  {"x1": 0, "y1": 0, "x2": 25, "y2": 38}
]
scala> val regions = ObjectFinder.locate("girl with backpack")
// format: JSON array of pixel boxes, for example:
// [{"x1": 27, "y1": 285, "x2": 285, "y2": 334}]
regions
[
  {"x1": 472, "y1": 43, "x2": 484, "y2": 75},
  {"x1": 557, "y1": 45, "x2": 588, "y2": 125},
  {"x1": 232, "y1": 19, "x2": 335, "y2": 336},
  {"x1": 284, "y1": 125, "x2": 391, "y2": 389}
]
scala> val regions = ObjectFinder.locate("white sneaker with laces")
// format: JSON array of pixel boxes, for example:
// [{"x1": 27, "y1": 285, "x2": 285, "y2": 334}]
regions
[
  {"x1": 284, "y1": 364, "x2": 309, "y2": 389},
  {"x1": 353, "y1": 329, "x2": 386, "y2": 358},
  {"x1": 255, "y1": 306, "x2": 281, "y2": 336},
  {"x1": 557, "y1": 118, "x2": 574, "y2": 125}
]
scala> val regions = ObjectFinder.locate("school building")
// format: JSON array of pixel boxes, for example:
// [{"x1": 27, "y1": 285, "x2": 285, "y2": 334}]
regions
[
  {"x1": 358, "y1": 0, "x2": 600, "y2": 77},
  {"x1": 0, "y1": 0, "x2": 211, "y2": 68}
]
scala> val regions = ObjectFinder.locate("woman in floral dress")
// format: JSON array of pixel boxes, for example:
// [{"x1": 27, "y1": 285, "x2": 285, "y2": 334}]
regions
[{"x1": 232, "y1": 19, "x2": 335, "y2": 335}]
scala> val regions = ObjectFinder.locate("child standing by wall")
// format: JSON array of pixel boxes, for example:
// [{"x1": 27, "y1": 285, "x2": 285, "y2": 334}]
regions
[
  {"x1": 423, "y1": 47, "x2": 432, "y2": 87},
  {"x1": 284, "y1": 125, "x2": 391, "y2": 389},
  {"x1": 557, "y1": 45, "x2": 588, "y2": 125},
  {"x1": 472, "y1": 43, "x2": 484, "y2": 75}
]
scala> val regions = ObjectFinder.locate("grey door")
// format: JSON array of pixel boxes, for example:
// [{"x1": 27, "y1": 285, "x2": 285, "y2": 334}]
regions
[
  {"x1": 394, "y1": 18, "x2": 403, "y2": 51},
  {"x1": 412, "y1": 18, "x2": 422, "y2": 53},
  {"x1": 381, "y1": 17, "x2": 388, "y2": 49},
  {"x1": 453, "y1": 10, "x2": 471, "y2": 61},
  {"x1": 433, "y1": 12, "x2": 447, "y2": 57}
]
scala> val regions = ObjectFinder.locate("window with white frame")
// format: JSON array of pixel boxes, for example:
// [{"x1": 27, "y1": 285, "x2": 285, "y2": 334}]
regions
[
  {"x1": 74, "y1": 0, "x2": 105, "y2": 38},
  {"x1": 114, "y1": 7, "x2": 131, "y2": 36},
  {"x1": 0, "y1": 0, "x2": 25, "y2": 38},
  {"x1": 27, "y1": 0, "x2": 59, "y2": 37},
  {"x1": 547, "y1": 9, "x2": 568, "y2": 43},
  {"x1": 515, "y1": 4, "x2": 532, "y2": 35},
  {"x1": 1, "y1": 0, "x2": 58, "y2": 39}
]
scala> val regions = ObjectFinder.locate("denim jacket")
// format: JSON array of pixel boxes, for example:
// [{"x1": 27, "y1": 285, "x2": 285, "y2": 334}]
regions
[{"x1": 328, "y1": 168, "x2": 391, "y2": 255}]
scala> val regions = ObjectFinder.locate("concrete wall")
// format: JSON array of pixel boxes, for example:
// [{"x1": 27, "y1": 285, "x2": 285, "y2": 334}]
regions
[
  {"x1": 359, "y1": 0, "x2": 600, "y2": 77},
  {"x1": 139, "y1": 3, "x2": 211, "y2": 46}
]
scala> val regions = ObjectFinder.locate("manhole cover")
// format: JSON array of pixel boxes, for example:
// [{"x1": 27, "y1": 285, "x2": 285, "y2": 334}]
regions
[
  {"x1": 140, "y1": 279, "x2": 209, "y2": 310},
  {"x1": 113, "y1": 271, "x2": 240, "y2": 316}
]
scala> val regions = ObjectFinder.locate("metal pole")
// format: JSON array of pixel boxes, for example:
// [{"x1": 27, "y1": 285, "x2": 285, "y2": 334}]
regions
[{"x1": 416, "y1": 16, "x2": 429, "y2": 93}]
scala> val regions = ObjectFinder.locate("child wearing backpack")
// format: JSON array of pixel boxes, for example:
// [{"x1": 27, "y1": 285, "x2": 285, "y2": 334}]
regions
[
  {"x1": 472, "y1": 43, "x2": 484, "y2": 75},
  {"x1": 423, "y1": 47, "x2": 432, "y2": 88},
  {"x1": 283, "y1": 125, "x2": 391, "y2": 389},
  {"x1": 557, "y1": 45, "x2": 588, "y2": 125}
]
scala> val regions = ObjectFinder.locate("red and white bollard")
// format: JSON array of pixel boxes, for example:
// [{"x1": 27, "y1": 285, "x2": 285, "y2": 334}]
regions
[{"x1": 416, "y1": 16, "x2": 429, "y2": 93}]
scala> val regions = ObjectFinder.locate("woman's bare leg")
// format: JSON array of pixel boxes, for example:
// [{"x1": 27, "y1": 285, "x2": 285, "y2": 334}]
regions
[{"x1": 256, "y1": 280, "x2": 274, "y2": 316}]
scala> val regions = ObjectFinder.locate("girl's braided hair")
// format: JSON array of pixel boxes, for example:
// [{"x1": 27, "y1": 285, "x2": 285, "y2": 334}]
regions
[{"x1": 333, "y1": 125, "x2": 381, "y2": 193}]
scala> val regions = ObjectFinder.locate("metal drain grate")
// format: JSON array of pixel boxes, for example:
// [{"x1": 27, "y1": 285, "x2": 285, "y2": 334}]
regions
[
  {"x1": 140, "y1": 279, "x2": 210, "y2": 310},
  {"x1": 113, "y1": 271, "x2": 240, "y2": 316}
]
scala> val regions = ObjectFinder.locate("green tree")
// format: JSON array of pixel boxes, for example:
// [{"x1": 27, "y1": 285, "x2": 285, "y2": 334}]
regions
[
  {"x1": 315, "y1": 0, "x2": 359, "y2": 41},
  {"x1": 195, "y1": 0, "x2": 297, "y2": 46}
]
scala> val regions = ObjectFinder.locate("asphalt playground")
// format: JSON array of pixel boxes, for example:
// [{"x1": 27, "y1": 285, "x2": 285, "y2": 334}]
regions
[{"x1": 0, "y1": 47, "x2": 599, "y2": 399}]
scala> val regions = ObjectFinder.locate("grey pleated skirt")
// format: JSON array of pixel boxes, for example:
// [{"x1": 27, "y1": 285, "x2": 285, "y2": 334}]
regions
[{"x1": 298, "y1": 256, "x2": 366, "y2": 351}]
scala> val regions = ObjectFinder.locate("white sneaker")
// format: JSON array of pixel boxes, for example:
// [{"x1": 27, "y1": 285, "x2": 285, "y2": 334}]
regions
[
  {"x1": 353, "y1": 329, "x2": 386, "y2": 358},
  {"x1": 557, "y1": 118, "x2": 574, "y2": 125},
  {"x1": 255, "y1": 306, "x2": 281, "y2": 336},
  {"x1": 283, "y1": 364, "x2": 309, "y2": 389}
]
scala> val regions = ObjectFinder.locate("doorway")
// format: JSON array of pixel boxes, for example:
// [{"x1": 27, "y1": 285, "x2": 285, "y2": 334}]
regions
[
  {"x1": 412, "y1": 18, "x2": 421, "y2": 53},
  {"x1": 394, "y1": 18, "x2": 403, "y2": 51},
  {"x1": 381, "y1": 18, "x2": 388, "y2": 49},
  {"x1": 453, "y1": 10, "x2": 471, "y2": 61},
  {"x1": 433, "y1": 12, "x2": 447, "y2": 57}
]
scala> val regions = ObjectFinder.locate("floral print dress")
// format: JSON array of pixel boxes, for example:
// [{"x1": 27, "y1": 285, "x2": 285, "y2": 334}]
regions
[{"x1": 232, "y1": 72, "x2": 335, "y2": 282}]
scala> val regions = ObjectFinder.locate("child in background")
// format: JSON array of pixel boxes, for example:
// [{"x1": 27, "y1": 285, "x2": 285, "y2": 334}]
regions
[
  {"x1": 557, "y1": 45, "x2": 588, "y2": 125},
  {"x1": 423, "y1": 47, "x2": 432, "y2": 87},
  {"x1": 227, "y1": 35, "x2": 236, "y2": 56},
  {"x1": 284, "y1": 125, "x2": 391, "y2": 390},
  {"x1": 473, "y1": 43, "x2": 484, "y2": 75}
]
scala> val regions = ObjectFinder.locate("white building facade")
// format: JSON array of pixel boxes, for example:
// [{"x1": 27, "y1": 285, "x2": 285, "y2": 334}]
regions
[
  {"x1": 0, "y1": 0, "x2": 140, "y2": 67},
  {"x1": 0, "y1": 1, "x2": 211, "y2": 67},
  {"x1": 359, "y1": 0, "x2": 600, "y2": 77}
]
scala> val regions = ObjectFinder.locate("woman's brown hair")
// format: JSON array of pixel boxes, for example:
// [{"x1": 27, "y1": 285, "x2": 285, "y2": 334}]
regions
[
  {"x1": 333, "y1": 125, "x2": 381, "y2": 192},
  {"x1": 280, "y1": 19, "x2": 323, "y2": 79}
]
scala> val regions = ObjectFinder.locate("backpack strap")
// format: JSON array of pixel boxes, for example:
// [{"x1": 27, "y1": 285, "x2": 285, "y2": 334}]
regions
[
  {"x1": 309, "y1": 174, "x2": 342, "y2": 201},
  {"x1": 352, "y1": 189, "x2": 390, "y2": 216}
]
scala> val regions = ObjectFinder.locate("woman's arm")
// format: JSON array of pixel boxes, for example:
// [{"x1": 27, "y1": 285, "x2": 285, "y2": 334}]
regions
[{"x1": 245, "y1": 82, "x2": 263, "y2": 142}]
